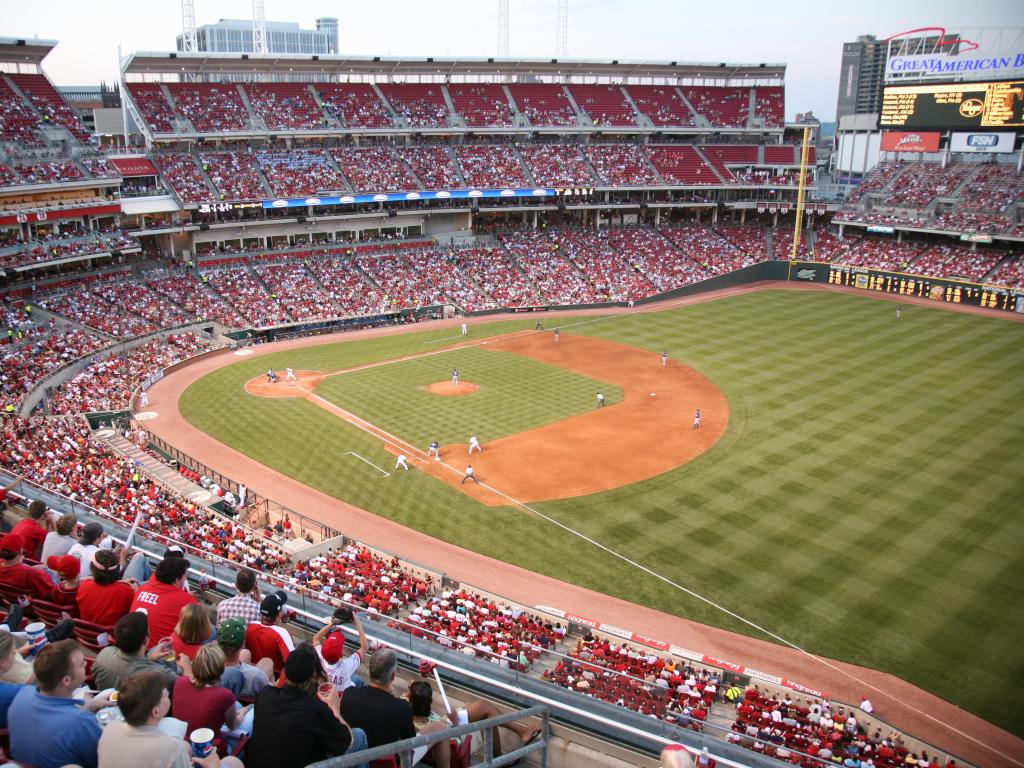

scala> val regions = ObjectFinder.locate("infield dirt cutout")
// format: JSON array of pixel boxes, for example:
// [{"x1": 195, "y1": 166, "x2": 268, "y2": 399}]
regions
[{"x1": 245, "y1": 332, "x2": 727, "y2": 505}]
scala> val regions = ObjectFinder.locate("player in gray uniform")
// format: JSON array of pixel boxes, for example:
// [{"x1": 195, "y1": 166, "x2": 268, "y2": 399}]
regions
[{"x1": 428, "y1": 440, "x2": 441, "y2": 461}]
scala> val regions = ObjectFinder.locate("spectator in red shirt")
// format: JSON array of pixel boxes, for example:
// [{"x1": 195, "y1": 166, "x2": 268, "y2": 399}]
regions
[
  {"x1": 10, "y1": 500, "x2": 51, "y2": 561},
  {"x1": 77, "y1": 549, "x2": 136, "y2": 627},
  {"x1": 0, "y1": 475, "x2": 22, "y2": 508},
  {"x1": 171, "y1": 603, "x2": 213, "y2": 661},
  {"x1": 46, "y1": 555, "x2": 80, "y2": 614},
  {"x1": 0, "y1": 533, "x2": 54, "y2": 600},
  {"x1": 130, "y1": 556, "x2": 197, "y2": 649},
  {"x1": 171, "y1": 642, "x2": 249, "y2": 738},
  {"x1": 244, "y1": 590, "x2": 294, "y2": 677}
]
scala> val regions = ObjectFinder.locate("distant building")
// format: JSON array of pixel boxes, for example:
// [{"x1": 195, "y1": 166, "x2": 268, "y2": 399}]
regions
[{"x1": 176, "y1": 19, "x2": 335, "y2": 55}]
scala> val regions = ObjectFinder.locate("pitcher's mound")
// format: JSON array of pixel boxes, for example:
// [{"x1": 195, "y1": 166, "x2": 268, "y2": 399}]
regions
[{"x1": 425, "y1": 381, "x2": 479, "y2": 397}]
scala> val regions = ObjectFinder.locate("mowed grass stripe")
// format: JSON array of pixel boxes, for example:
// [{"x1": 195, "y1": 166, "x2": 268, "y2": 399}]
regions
[{"x1": 182, "y1": 290, "x2": 1024, "y2": 736}]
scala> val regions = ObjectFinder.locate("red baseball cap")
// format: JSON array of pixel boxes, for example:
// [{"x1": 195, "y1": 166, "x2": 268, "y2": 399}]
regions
[
  {"x1": 321, "y1": 635, "x2": 344, "y2": 664},
  {"x1": 0, "y1": 532, "x2": 24, "y2": 555},
  {"x1": 47, "y1": 555, "x2": 81, "y2": 580}
]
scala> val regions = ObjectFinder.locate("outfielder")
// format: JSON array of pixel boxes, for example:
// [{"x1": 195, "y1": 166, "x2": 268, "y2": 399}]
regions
[
  {"x1": 428, "y1": 440, "x2": 441, "y2": 460},
  {"x1": 395, "y1": 454, "x2": 410, "y2": 471},
  {"x1": 461, "y1": 322, "x2": 468, "y2": 336},
  {"x1": 285, "y1": 367, "x2": 297, "y2": 382},
  {"x1": 468, "y1": 435, "x2": 481, "y2": 454}
]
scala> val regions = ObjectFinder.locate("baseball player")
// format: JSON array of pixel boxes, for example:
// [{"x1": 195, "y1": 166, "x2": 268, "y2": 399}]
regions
[
  {"x1": 596, "y1": 392, "x2": 605, "y2": 408},
  {"x1": 461, "y1": 465, "x2": 479, "y2": 484},
  {"x1": 535, "y1": 319, "x2": 544, "y2": 331},
  {"x1": 554, "y1": 328, "x2": 560, "y2": 344},
  {"x1": 285, "y1": 367, "x2": 297, "y2": 382},
  {"x1": 661, "y1": 351, "x2": 667, "y2": 368},
  {"x1": 139, "y1": 389, "x2": 149, "y2": 408},
  {"x1": 468, "y1": 435, "x2": 481, "y2": 454},
  {"x1": 451, "y1": 368, "x2": 459, "y2": 386},
  {"x1": 266, "y1": 369, "x2": 279, "y2": 384},
  {"x1": 693, "y1": 408, "x2": 701, "y2": 430},
  {"x1": 428, "y1": 440, "x2": 441, "y2": 461},
  {"x1": 395, "y1": 454, "x2": 410, "y2": 471},
  {"x1": 461, "y1": 322, "x2": 468, "y2": 336},
  {"x1": 896, "y1": 305, "x2": 902, "y2": 319}
]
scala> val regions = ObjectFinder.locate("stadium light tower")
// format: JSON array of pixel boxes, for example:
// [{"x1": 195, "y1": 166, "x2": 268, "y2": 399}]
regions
[
  {"x1": 252, "y1": 0, "x2": 268, "y2": 54},
  {"x1": 180, "y1": 0, "x2": 198, "y2": 53},
  {"x1": 555, "y1": 0, "x2": 567, "y2": 58},
  {"x1": 498, "y1": 0, "x2": 509, "y2": 57}
]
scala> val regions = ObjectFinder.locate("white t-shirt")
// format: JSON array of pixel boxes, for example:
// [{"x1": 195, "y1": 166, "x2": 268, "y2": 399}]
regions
[{"x1": 318, "y1": 649, "x2": 361, "y2": 692}]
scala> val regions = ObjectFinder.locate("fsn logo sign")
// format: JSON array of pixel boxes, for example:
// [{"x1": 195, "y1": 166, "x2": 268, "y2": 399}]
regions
[{"x1": 967, "y1": 134, "x2": 999, "y2": 147}]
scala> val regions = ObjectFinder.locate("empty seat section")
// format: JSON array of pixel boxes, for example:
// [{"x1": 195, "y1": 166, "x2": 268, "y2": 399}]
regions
[
  {"x1": 448, "y1": 84, "x2": 513, "y2": 126},
  {"x1": 568, "y1": 84, "x2": 636, "y2": 126},
  {"x1": 378, "y1": 84, "x2": 449, "y2": 127}
]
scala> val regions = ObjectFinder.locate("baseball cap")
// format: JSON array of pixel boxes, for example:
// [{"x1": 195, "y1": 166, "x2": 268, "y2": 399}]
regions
[
  {"x1": 283, "y1": 646, "x2": 318, "y2": 684},
  {"x1": 0, "y1": 533, "x2": 24, "y2": 556},
  {"x1": 320, "y1": 635, "x2": 344, "y2": 665},
  {"x1": 260, "y1": 590, "x2": 288, "y2": 620},
  {"x1": 217, "y1": 618, "x2": 247, "y2": 649},
  {"x1": 47, "y1": 555, "x2": 81, "y2": 581}
]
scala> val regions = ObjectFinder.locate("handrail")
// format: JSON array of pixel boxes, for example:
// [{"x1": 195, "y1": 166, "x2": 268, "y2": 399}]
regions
[{"x1": 306, "y1": 706, "x2": 549, "y2": 768}]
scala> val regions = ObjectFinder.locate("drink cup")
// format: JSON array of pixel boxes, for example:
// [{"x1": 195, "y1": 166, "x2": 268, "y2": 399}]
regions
[
  {"x1": 25, "y1": 622, "x2": 46, "y2": 647},
  {"x1": 190, "y1": 727, "x2": 215, "y2": 757},
  {"x1": 318, "y1": 682, "x2": 334, "y2": 697}
]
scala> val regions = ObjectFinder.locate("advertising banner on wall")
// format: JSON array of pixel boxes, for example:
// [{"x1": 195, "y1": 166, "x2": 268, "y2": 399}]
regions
[
  {"x1": 950, "y1": 131, "x2": 1016, "y2": 153},
  {"x1": 881, "y1": 131, "x2": 941, "y2": 152}
]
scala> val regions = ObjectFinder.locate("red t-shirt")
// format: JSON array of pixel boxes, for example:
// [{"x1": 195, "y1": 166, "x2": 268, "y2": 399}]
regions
[
  {"x1": 130, "y1": 579, "x2": 198, "y2": 648},
  {"x1": 52, "y1": 582, "x2": 79, "y2": 615},
  {"x1": 244, "y1": 622, "x2": 294, "y2": 676},
  {"x1": 171, "y1": 635, "x2": 205, "y2": 661},
  {"x1": 0, "y1": 562, "x2": 54, "y2": 600},
  {"x1": 77, "y1": 579, "x2": 135, "y2": 627},
  {"x1": 10, "y1": 519, "x2": 47, "y2": 561},
  {"x1": 171, "y1": 677, "x2": 237, "y2": 735}
]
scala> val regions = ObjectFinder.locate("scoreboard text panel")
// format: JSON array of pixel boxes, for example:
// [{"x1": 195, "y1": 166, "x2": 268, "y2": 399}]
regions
[{"x1": 879, "y1": 80, "x2": 1024, "y2": 130}]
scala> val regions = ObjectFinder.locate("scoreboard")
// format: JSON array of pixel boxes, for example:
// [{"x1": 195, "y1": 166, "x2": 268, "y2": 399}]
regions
[{"x1": 879, "y1": 79, "x2": 1024, "y2": 130}]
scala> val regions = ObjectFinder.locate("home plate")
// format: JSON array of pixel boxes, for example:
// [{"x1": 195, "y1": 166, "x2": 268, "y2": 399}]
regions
[{"x1": 649, "y1": 392, "x2": 656, "y2": 397}]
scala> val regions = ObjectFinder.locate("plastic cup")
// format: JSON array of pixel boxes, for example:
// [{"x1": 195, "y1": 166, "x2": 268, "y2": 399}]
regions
[
  {"x1": 190, "y1": 727, "x2": 215, "y2": 757},
  {"x1": 25, "y1": 622, "x2": 46, "y2": 646},
  {"x1": 318, "y1": 682, "x2": 334, "y2": 696}
]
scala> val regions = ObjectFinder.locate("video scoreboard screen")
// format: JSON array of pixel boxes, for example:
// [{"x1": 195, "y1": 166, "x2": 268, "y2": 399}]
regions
[{"x1": 879, "y1": 80, "x2": 1024, "y2": 130}]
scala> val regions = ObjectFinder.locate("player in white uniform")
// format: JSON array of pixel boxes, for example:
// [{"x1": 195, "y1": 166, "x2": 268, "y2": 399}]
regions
[
  {"x1": 693, "y1": 408, "x2": 701, "y2": 430},
  {"x1": 285, "y1": 367, "x2": 297, "y2": 382},
  {"x1": 596, "y1": 392, "x2": 605, "y2": 408},
  {"x1": 468, "y1": 435, "x2": 481, "y2": 454},
  {"x1": 461, "y1": 322, "x2": 468, "y2": 336},
  {"x1": 554, "y1": 329, "x2": 560, "y2": 344},
  {"x1": 428, "y1": 441, "x2": 441, "y2": 460},
  {"x1": 395, "y1": 454, "x2": 410, "y2": 471},
  {"x1": 139, "y1": 390, "x2": 149, "y2": 408},
  {"x1": 661, "y1": 351, "x2": 667, "y2": 367}
]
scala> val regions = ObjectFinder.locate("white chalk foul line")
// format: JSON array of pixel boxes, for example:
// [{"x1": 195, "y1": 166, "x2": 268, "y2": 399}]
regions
[
  {"x1": 421, "y1": 333, "x2": 465, "y2": 344},
  {"x1": 343, "y1": 451, "x2": 390, "y2": 477}
]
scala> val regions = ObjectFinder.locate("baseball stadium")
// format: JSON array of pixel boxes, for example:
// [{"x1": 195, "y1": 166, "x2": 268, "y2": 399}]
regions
[{"x1": 0, "y1": 6, "x2": 1021, "y2": 768}]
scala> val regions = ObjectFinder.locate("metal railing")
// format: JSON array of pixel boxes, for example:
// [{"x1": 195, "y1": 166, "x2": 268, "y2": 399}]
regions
[{"x1": 307, "y1": 706, "x2": 549, "y2": 768}]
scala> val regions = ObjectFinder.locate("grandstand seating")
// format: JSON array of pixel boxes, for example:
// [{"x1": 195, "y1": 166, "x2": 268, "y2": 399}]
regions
[
  {"x1": 257, "y1": 150, "x2": 347, "y2": 197},
  {"x1": 247, "y1": 83, "x2": 324, "y2": 131},
  {"x1": 680, "y1": 86, "x2": 750, "y2": 128},
  {"x1": 771, "y1": 227, "x2": 811, "y2": 260},
  {"x1": 153, "y1": 153, "x2": 214, "y2": 204},
  {"x1": 909, "y1": 243, "x2": 1005, "y2": 282},
  {"x1": 497, "y1": 230, "x2": 597, "y2": 305},
  {"x1": 449, "y1": 245, "x2": 539, "y2": 308},
  {"x1": 658, "y1": 226, "x2": 753, "y2": 276},
  {"x1": 838, "y1": 237, "x2": 925, "y2": 273},
  {"x1": 80, "y1": 158, "x2": 119, "y2": 179},
  {"x1": 15, "y1": 160, "x2": 84, "y2": 185},
  {"x1": 0, "y1": 325, "x2": 107, "y2": 409},
  {"x1": 646, "y1": 146, "x2": 718, "y2": 184},
  {"x1": 147, "y1": 272, "x2": 248, "y2": 327},
  {"x1": 884, "y1": 162, "x2": 972, "y2": 208},
  {"x1": 203, "y1": 266, "x2": 292, "y2": 327},
  {"x1": 626, "y1": 85, "x2": 695, "y2": 127},
  {"x1": 379, "y1": 84, "x2": 449, "y2": 128},
  {"x1": 753, "y1": 86, "x2": 785, "y2": 127},
  {"x1": 0, "y1": 77, "x2": 44, "y2": 147},
  {"x1": 809, "y1": 231, "x2": 854, "y2": 262},
  {"x1": 8, "y1": 73, "x2": 91, "y2": 141},
  {"x1": 126, "y1": 83, "x2": 177, "y2": 133},
  {"x1": 39, "y1": 284, "x2": 157, "y2": 338},
  {"x1": 989, "y1": 255, "x2": 1024, "y2": 288},
  {"x1": 252, "y1": 260, "x2": 340, "y2": 321},
  {"x1": 930, "y1": 210, "x2": 1010, "y2": 234},
  {"x1": 508, "y1": 84, "x2": 578, "y2": 126},
  {"x1": 199, "y1": 151, "x2": 268, "y2": 201},
  {"x1": 304, "y1": 252, "x2": 386, "y2": 316},
  {"x1": 448, "y1": 84, "x2": 513, "y2": 127},
  {"x1": 846, "y1": 162, "x2": 903, "y2": 203},
  {"x1": 568, "y1": 85, "x2": 637, "y2": 126},
  {"x1": 714, "y1": 226, "x2": 770, "y2": 262},
  {"x1": 519, "y1": 144, "x2": 596, "y2": 187},
  {"x1": 959, "y1": 163, "x2": 1024, "y2": 213},
  {"x1": 398, "y1": 146, "x2": 461, "y2": 190},
  {"x1": 455, "y1": 145, "x2": 530, "y2": 188},
  {"x1": 168, "y1": 83, "x2": 250, "y2": 132},
  {"x1": 313, "y1": 83, "x2": 394, "y2": 128},
  {"x1": 332, "y1": 147, "x2": 419, "y2": 192},
  {"x1": 584, "y1": 144, "x2": 661, "y2": 186}
]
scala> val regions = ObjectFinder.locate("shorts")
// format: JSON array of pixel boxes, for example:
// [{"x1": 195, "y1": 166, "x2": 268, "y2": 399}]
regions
[{"x1": 455, "y1": 708, "x2": 469, "y2": 726}]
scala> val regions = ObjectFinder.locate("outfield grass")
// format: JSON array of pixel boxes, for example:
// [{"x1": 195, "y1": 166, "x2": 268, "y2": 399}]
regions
[{"x1": 180, "y1": 291, "x2": 1024, "y2": 736}]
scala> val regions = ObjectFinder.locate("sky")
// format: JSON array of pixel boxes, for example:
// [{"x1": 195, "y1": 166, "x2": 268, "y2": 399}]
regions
[{"x1": 4, "y1": 0, "x2": 1021, "y2": 121}]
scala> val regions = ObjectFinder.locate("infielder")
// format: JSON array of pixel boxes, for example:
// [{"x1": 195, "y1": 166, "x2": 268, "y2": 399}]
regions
[
  {"x1": 461, "y1": 465, "x2": 479, "y2": 484},
  {"x1": 468, "y1": 435, "x2": 481, "y2": 454},
  {"x1": 596, "y1": 392, "x2": 605, "y2": 408},
  {"x1": 395, "y1": 454, "x2": 410, "y2": 471},
  {"x1": 693, "y1": 408, "x2": 701, "y2": 430},
  {"x1": 451, "y1": 368, "x2": 459, "y2": 386},
  {"x1": 461, "y1": 322, "x2": 468, "y2": 336},
  {"x1": 285, "y1": 367, "x2": 297, "y2": 382},
  {"x1": 661, "y1": 351, "x2": 667, "y2": 367},
  {"x1": 535, "y1": 319, "x2": 544, "y2": 331},
  {"x1": 554, "y1": 328, "x2": 560, "y2": 344},
  {"x1": 428, "y1": 440, "x2": 441, "y2": 460}
]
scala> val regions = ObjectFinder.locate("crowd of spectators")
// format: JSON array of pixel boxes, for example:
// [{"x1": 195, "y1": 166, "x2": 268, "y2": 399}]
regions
[
  {"x1": 585, "y1": 144, "x2": 661, "y2": 186},
  {"x1": 331, "y1": 147, "x2": 419, "y2": 193},
  {"x1": 988, "y1": 255, "x2": 1024, "y2": 289},
  {"x1": 929, "y1": 210, "x2": 1010, "y2": 234},
  {"x1": 715, "y1": 226, "x2": 770, "y2": 261},
  {"x1": 203, "y1": 266, "x2": 294, "y2": 328},
  {"x1": 126, "y1": 83, "x2": 176, "y2": 133},
  {"x1": 256, "y1": 150, "x2": 347, "y2": 197},
  {"x1": 680, "y1": 86, "x2": 751, "y2": 127},
  {"x1": 809, "y1": 231, "x2": 854, "y2": 262},
  {"x1": 314, "y1": 83, "x2": 394, "y2": 128},
  {"x1": 251, "y1": 261, "x2": 339, "y2": 321},
  {"x1": 455, "y1": 145, "x2": 530, "y2": 188},
  {"x1": 448, "y1": 84, "x2": 514, "y2": 127},
  {"x1": 39, "y1": 286, "x2": 156, "y2": 338},
  {"x1": 14, "y1": 161, "x2": 84, "y2": 185},
  {"x1": 199, "y1": 152, "x2": 269, "y2": 201},
  {"x1": 448, "y1": 245, "x2": 539, "y2": 308},
  {"x1": 908, "y1": 243, "x2": 1005, "y2": 282},
  {"x1": 519, "y1": 144, "x2": 597, "y2": 187},
  {"x1": 846, "y1": 163, "x2": 904, "y2": 203},
  {"x1": 92, "y1": 281, "x2": 192, "y2": 329},
  {"x1": 883, "y1": 163, "x2": 973, "y2": 208},
  {"x1": 958, "y1": 163, "x2": 1024, "y2": 212},
  {"x1": 1, "y1": 323, "x2": 108, "y2": 409},
  {"x1": 304, "y1": 253, "x2": 386, "y2": 317},
  {"x1": 0, "y1": 78, "x2": 44, "y2": 147},
  {"x1": 247, "y1": 84, "x2": 324, "y2": 131},
  {"x1": 508, "y1": 84, "x2": 579, "y2": 126},
  {"x1": 46, "y1": 332, "x2": 212, "y2": 414},
  {"x1": 626, "y1": 85, "x2": 695, "y2": 127},
  {"x1": 379, "y1": 84, "x2": 449, "y2": 128},
  {"x1": 838, "y1": 237, "x2": 925, "y2": 273},
  {"x1": 498, "y1": 229, "x2": 598, "y2": 305},
  {"x1": 397, "y1": 146, "x2": 461, "y2": 190},
  {"x1": 169, "y1": 84, "x2": 250, "y2": 133},
  {"x1": 153, "y1": 153, "x2": 214, "y2": 204},
  {"x1": 9, "y1": 73, "x2": 92, "y2": 142},
  {"x1": 146, "y1": 272, "x2": 248, "y2": 328},
  {"x1": 658, "y1": 226, "x2": 753, "y2": 276}
]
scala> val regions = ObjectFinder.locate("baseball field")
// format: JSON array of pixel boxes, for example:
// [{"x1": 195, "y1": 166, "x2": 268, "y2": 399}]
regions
[{"x1": 179, "y1": 288, "x2": 1024, "y2": 737}]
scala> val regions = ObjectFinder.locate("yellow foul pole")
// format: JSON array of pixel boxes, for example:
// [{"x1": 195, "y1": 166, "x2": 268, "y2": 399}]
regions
[{"x1": 787, "y1": 126, "x2": 812, "y2": 280}]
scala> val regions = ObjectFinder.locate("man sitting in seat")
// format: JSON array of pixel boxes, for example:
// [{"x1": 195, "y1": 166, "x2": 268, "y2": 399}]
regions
[
  {"x1": 93, "y1": 611, "x2": 181, "y2": 691},
  {"x1": 0, "y1": 532, "x2": 54, "y2": 601},
  {"x1": 244, "y1": 590, "x2": 294, "y2": 677}
]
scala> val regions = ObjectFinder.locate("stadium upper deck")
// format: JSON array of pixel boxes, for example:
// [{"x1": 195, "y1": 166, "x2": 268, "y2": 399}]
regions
[{"x1": 120, "y1": 52, "x2": 788, "y2": 140}]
